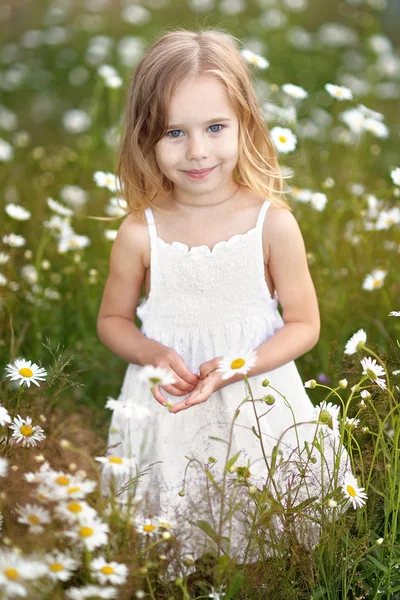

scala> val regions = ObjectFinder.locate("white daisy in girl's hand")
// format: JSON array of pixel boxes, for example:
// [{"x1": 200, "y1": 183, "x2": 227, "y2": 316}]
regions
[
  {"x1": 389, "y1": 311, "x2": 400, "y2": 317},
  {"x1": 344, "y1": 329, "x2": 367, "y2": 355},
  {"x1": 9, "y1": 415, "x2": 46, "y2": 447},
  {"x1": 360, "y1": 357, "x2": 386, "y2": 390},
  {"x1": 138, "y1": 365, "x2": 177, "y2": 386},
  {"x1": 341, "y1": 472, "x2": 368, "y2": 509},
  {"x1": 90, "y1": 556, "x2": 128, "y2": 585},
  {"x1": 216, "y1": 349, "x2": 257, "y2": 380},
  {"x1": 5, "y1": 358, "x2": 47, "y2": 387},
  {"x1": 270, "y1": 126, "x2": 297, "y2": 153},
  {"x1": 15, "y1": 503, "x2": 51, "y2": 534},
  {"x1": 325, "y1": 83, "x2": 353, "y2": 101},
  {"x1": 44, "y1": 551, "x2": 80, "y2": 582},
  {"x1": 362, "y1": 268, "x2": 387, "y2": 291}
]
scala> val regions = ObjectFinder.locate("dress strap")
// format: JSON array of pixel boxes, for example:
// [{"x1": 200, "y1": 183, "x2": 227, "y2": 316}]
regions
[
  {"x1": 255, "y1": 199, "x2": 272, "y2": 232},
  {"x1": 144, "y1": 207, "x2": 158, "y2": 245}
]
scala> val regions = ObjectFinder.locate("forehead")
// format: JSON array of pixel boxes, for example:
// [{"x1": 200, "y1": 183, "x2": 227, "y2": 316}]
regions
[{"x1": 167, "y1": 76, "x2": 235, "y2": 122}]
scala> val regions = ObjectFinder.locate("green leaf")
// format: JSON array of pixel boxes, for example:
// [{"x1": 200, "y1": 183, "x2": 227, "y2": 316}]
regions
[
  {"x1": 366, "y1": 555, "x2": 388, "y2": 573},
  {"x1": 225, "y1": 451, "x2": 241, "y2": 473},
  {"x1": 209, "y1": 436, "x2": 229, "y2": 445},
  {"x1": 193, "y1": 520, "x2": 218, "y2": 543},
  {"x1": 252, "y1": 426, "x2": 260, "y2": 439},
  {"x1": 224, "y1": 570, "x2": 245, "y2": 599},
  {"x1": 205, "y1": 469, "x2": 222, "y2": 492}
]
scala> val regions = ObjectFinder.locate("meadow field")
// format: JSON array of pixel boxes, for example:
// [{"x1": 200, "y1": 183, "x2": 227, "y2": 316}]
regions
[{"x1": 0, "y1": 0, "x2": 399, "y2": 598}]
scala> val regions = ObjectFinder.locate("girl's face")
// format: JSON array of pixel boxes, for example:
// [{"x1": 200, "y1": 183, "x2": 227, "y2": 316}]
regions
[{"x1": 155, "y1": 76, "x2": 239, "y2": 199}]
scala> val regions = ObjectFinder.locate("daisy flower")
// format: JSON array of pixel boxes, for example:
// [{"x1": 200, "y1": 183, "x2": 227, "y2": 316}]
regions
[
  {"x1": 66, "y1": 585, "x2": 118, "y2": 599},
  {"x1": 137, "y1": 365, "x2": 177, "y2": 387},
  {"x1": 390, "y1": 167, "x2": 400, "y2": 186},
  {"x1": 360, "y1": 390, "x2": 371, "y2": 400},
  {"x1": 45, "y1": 471, "x2": 97, "y2": 501},
  {"x1": 270, "y1": 126, "x2": 297, "y2": 153},
  {"x1": 360, "y1": 357, "x2": 386, "y2": 390},
  {"x1": 216, "y1": 349, "x2": 257, "y2": 380},
  {"x1": 0, "y1": 457, "x2": 9, "y2": 477},
  {"x1": 313, "y1": 401, "x2": 340, "y2": 439},
  {"x1": 5, "y1": 358, "x2": 47, "y2": 388},
  {"x1": 0, "y1": 138, "x2": 13, "y2": 161},
  {"x1": 0, "y1": 252, "x2": 10, "y2": 264},
  {"x1": 241, "y1": 48, "x2": 269, "y2": 69},
  {"x1": 105, "y1": 229, "x2": 118, "y2": 241},
  {"x1": 389, "y1": 311, "x2": 400, "y2": 317},
  {"x1": 209, "y1": 585, "x2": 227, "y2": 599},
  {"x1": 47, "y1": 197, "x2": 73, "y2": 217},
  {"x1": 2, "y1": 233, "x2": 26, "y2": 247},
  {"x1": 325, "y1": 83, "x2": 353, "y2": 100},
  {"x1": 282, "y1": 83, "x2": 308, "y2": 99},
  {"x1": 9, "y1": 415, "x2": 46, "y2": 447},
  {"x1": 0, "y1": 404, "x2": 11, "y2": 426},
  {"x1": 341, "y1": 472, "x2": 368, "y2": 509},
  {"x1": 90, "y1": 556, "x2": 128, "y2": 585},
  {"x1": 0, "y1": 549, "x2": 48, "y2": 598},
  {"x1": 16, "y1": 503, "x2": 51, "y2": 534},
  {"x1": 157, "y1": 516, "x2": 176, "y2": 530},
  {"x1": 344, "y1": 329, "x2": 367, "y2": 354},
  {"x1": 104, "y1": 397, "x2": 152, "y2": 420},
  {"x1": 5, "y1": 203, "x2": 31, "y2": 221},
  {"x1": 55, "y1": 499, "x2": 97, "y2": 523},
  {"x1": 135, "y1": 516, "x2": 159, "y2": 537},
  {"x1": 304, "y1": 379, "x2": 317, "y2": 388},
  {"x1": 345, "y1": 417, "x2": 360, "y2": 430},
  {"x1": 58, "y1": 232, "x2": 91, "y2": 253},
  {"x1": 44, "y1": 551, "x2": 80, "y2": 582},
  {"x1": 362, "y1": 268, "x2": 387, "y2": 291},
  {"x1": 65, "y1": 516, "x2": 109, "y2": 551},
  {"x1": 95, "y1": 455, "x2": 136, "y2": 478},
  {"x1": 93, "y1": 170, "x2": 118, "y2": 192}
]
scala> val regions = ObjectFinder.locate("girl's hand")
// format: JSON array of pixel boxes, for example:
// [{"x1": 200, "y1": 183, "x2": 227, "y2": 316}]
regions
[
  {"x1": 168, "y1": 357, "x2": 225, "y2": 414},
  {"x1": 141, "y1": 340, "x2": 199, "y2": 406}
]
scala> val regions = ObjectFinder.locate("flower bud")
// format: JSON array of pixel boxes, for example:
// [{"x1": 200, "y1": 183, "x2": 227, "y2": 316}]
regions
[
  {"x1": 178, "y1": 490, "x2": 185, "y2": 497},
  {"x1": 60, "y1": 439, "x2": 71, "y2": 449},
  {"x1": 261, "y1": 378, "x2": 270, "y2": 387},
  {"x1": 183, "y1": 554, "x2": 195, "y2": 567},
  {"x1": 339, "y1": 379, "x2": 348, "y2": 389},
  {"x1": 162, "y1": 532, "x2": 172, "y2": 540},
  {"x1": 263, "y1": 394, "x2": 275, "y2": 405},
  {"x1": 327, "y1": 499, "x2": 337, "y2": 508},
  {"x1": 375, "y1": 537, "x2": 383, "y2": 545},
  {"x1": 305, "y1": 379, "x2": 317, "y2": 389}
]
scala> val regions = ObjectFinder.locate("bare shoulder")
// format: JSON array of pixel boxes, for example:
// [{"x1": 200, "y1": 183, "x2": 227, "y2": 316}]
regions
[
  {"x1": 262, "y1": 204, "x2": 305, "y2": 262},
  {"x1": 112, "y1": 212, "x2": 149, "y2": 269}
]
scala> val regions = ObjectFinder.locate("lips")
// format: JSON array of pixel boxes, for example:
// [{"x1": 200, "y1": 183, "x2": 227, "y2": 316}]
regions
[{"x1": 185, "y1": 167, "x2": 215, "y2": 174}]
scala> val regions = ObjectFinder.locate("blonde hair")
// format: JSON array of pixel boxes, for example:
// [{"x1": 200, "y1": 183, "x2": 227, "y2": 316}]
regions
[{"x1": 117, "y1": 26, "x2": 292, "y2": 219}]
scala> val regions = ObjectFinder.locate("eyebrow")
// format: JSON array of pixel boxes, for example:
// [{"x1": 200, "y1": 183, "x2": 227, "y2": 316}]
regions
[{"x1": 167, "y1": 117, "x2": 232, "y2": 128}]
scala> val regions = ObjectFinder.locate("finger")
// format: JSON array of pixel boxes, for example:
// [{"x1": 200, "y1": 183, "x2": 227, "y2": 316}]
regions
[
  {"x1": 170, "y1": 356, "x2": 198, "y2": 386},
  {"x1": 166, "y1": 377, "x2": 196, "y2": 393},
  {"x1": 170, "y1": 389, "x2": 208, "y2": 414},
  {"x1": 162, "y1": 383, "x2": 194, "y2": 397},
  {"x1": 151, "y1": 384, "x2": 168, "y2": 406}
]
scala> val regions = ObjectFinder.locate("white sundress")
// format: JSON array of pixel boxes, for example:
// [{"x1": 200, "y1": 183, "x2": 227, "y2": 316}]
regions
[{"x1": 102, "y1": 199, "x2": 351, "y2": 561}]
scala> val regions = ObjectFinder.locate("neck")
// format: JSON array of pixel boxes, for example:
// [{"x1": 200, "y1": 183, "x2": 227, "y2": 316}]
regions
[{"x1": 171, "y1": 184, "x2": 241, "y2": 208}]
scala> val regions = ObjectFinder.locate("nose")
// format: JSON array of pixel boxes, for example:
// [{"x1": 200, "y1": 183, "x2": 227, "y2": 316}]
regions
[{"x1": 186, "y1": 132, "x2": 210, "y2": 161}]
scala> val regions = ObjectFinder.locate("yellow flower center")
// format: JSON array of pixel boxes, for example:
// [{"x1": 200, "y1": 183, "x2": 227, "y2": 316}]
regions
[
  {"x1": 50, "y1": 563, "x2": 64, "y2": 572},
  {"x1": 20, "y1": 425, "x2": 33, "y2": 437},
  {"x1": 101, "y1": 566, "x2": 114, "y2": 574},
  {"x1": 230, "y1": 358, "x2": 245, "y2": 369},
  {"x1": 56, "y1": 476, "x2": 70, "y2": 486},
  {"x1": 346, "y1": 485, "x2": 357, "y2": 497},
  {"x1": 143, "y1": 524, "x2": 156, "y2": 532},
  {"x1": 28, "y1": 514, "x2": 40, "y2": 525},
  {"x1": 67, "y1": 486, "x2": 81, "y2": 494},
  {"x1": 373, "y1": 279, "x2": 382, "y2": 288},
  {"x1": 337, "y1": 90, "x2": 343, "y2": 96},
  {"x1": 109, "y1": 456, "x2": 123, "y2": 464},
  {"x1": 19, "y1": 367, "x2": 33, "y2": 378},
  {"x1": 278, "y1": 136, "x2": 287, "y2": 143},
  {"x1": 4, "y1": 568, "x2": 19, "y2": 580},
  {"x1": 68, "y1": 502, "x2": 82, "y2": 513},
  {"x1": 79, "y1": 526, "x2": 94, "y2": 538}
]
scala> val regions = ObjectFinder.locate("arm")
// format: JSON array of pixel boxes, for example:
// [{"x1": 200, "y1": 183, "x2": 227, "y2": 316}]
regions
[
  {"x1": 97, "y1": 213, "x2": 154, "y2": 365},
  {"x1": 244, "y1": 205, "x2": 320, "y2": 377}
]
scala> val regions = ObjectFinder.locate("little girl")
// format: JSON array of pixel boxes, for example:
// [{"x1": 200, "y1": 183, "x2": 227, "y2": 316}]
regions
[{"x1": 98, "y1": 28, "x2": 350, "y2": 560}]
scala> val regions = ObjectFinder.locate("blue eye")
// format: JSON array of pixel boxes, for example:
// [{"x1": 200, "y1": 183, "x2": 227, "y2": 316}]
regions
[{"x1": 166, "y1": 124, "x2": 225, "y2": 138}]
